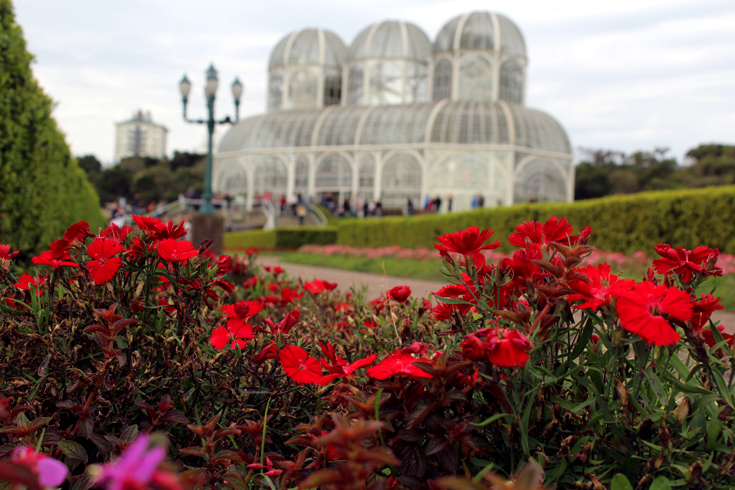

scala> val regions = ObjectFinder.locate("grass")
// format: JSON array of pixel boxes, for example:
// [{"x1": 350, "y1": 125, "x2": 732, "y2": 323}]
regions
[{"x1": 270, "y1": 251, "x2": 735, "y2": 311}]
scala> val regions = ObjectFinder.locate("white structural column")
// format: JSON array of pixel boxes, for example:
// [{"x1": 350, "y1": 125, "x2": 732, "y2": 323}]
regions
[
  {"x1": 351, "y1": 153, "x2": 359, "y2": 201},
  {"x1": 373, "y1": 152, "x2": 383, "y2": 201},
  {"x1": 286, "y1": 154, "x2": 295, "y2": 201},
  {"x1": 506, "y1": 152, "x2": 515, "y2": 205},
  {"x1": 307, "y1": 153, "x2": 316, "y2": 197},
  {"x1": 245, "y1": 158, "x2": 255, "y2": 211}
]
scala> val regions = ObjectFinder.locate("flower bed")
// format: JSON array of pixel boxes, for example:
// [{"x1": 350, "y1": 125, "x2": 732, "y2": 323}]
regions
[{"x1": 1, "y1": 217, "x2": 734, "y2": 489}]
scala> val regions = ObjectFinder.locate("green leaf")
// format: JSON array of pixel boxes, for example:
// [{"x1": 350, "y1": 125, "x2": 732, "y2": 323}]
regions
[
  {"x1": 610, "y1": 474, "x2": 634, "y2": 490},
  {"x1": 431, "y1": 294, "x2": 477, "y2": 307},
  {"x1": 469, "y1": 413, "x2": 513, "y2": 428},
  {"x1": 649, "y1": 476, "x2": 672, "y2": 490},
  {"x1": 58, "y1": 440, "x2": 88, "y2": 463}
]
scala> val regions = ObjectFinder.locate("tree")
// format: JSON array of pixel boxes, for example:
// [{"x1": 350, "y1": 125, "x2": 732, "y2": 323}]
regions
[{"x1": 0, "y1": 0, "x2": 105, "y2": 257}]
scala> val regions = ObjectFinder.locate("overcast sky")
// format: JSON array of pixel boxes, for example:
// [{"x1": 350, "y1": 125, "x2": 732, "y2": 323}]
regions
[{"x1": 13, "y1": 0, "x2": 735, "y2": 165}]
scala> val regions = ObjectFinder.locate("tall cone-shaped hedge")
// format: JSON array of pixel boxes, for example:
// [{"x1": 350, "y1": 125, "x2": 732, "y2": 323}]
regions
[{"x1": 0, "y1": 0, "x2": 105, "y2": 258}]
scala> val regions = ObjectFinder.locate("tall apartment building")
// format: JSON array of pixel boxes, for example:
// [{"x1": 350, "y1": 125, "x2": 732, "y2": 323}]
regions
[{"x1": 114, "y1": 110, "x2": 168, "y2": 162}]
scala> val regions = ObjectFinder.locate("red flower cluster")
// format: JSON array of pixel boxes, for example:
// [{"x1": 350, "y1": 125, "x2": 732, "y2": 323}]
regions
[
  {"x1": 434, "y1": 226, "x2": 500, "y2": 258},
  {"x1": 461, "y1": 327, "x2": 532, "y2": 367},
  {"x1": 211, "y1": 300, "x2": 263, "y2": 350},
  {"x1": 304, "y1": 278, "x2": 338, "y2": 294},
  {"x1": 367, "y1": 352, "x2": 433, "y2": 380},
  {"x1": 653, "y1": 244, "x2": 722, "y2": 283},
  {"x1": 568, "y1": 263, "x2": 634, "y2": 311}
]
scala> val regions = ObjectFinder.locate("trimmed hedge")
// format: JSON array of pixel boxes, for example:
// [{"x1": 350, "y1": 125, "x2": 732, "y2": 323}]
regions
[
  {"x1": 336, "y1": 186, "x2": 735, "y2": 254},
  {"x1": 0, "y1": 1, "x2": 106, "y2": 258},
  {"x1": 224, "y1": 227, "x2": 337, "y2": 251}
]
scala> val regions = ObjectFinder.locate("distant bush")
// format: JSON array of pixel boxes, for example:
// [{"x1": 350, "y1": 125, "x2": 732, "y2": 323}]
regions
[
  {"x1": 0, "y1": 1, "x2": 105, "y2": 258},
  {"x1": 337, "y1": 186, "x2": 735, "y2": 253},
  {"x1": 224, "y1": 226, "x2": 337, "y2": 251}
]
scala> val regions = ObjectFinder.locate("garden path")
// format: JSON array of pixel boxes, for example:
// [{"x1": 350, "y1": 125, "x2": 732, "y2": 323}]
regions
[{"x1": 258, "y1": 256, "x2": 735, "y2": 334}]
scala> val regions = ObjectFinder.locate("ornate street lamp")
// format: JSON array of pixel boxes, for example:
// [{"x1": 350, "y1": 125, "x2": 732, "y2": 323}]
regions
[{"x1": 179, "y1": 64, "x2": 243, "y2": 215}]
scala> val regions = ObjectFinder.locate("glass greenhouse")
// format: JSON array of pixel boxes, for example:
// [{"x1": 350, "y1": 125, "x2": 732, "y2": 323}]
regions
[{"x1": 216, "y1": 11, "x2": 574, "y2": 213}]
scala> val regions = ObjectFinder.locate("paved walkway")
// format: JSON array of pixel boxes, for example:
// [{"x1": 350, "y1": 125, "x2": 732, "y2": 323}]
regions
[{"x1": 258, "y1": 256, "x2": 735, "y2": 333}]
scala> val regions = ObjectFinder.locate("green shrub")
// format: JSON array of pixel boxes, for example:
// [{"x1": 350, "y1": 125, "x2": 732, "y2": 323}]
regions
[
  {"x1": 336, "y1": 186, "x2": 735, "y2": 253},
  {"x1": 0, "y1": 0, "x2": 105, "y2": 258},
  {"x1": 275, "y1": 226, "x2": 337, "y2": 248},
  {"x1": 224, "y1": 229, "x2": 276, "y2": 250},
  {"x1": 224, "y1": 226, "x2": 337, "y2": 251}
]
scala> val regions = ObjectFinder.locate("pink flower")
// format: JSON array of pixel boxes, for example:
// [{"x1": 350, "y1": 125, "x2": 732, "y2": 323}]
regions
[
  {"x1": 95, "y1": 434, "x2": 166, "y2": 490},
  {"x1": 12, "y1": 446, "x2": 68, "y2": 487}
]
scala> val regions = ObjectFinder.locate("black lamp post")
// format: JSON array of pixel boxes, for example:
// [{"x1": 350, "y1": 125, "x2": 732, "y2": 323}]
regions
[{"x1": 179, "y1": 64, "x2": 243, "y2": 215}]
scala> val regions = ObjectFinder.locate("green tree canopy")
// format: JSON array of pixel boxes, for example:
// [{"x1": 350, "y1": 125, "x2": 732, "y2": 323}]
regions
[{"x1": 0, "y1": 0, "x2": 105, "y2": 257}]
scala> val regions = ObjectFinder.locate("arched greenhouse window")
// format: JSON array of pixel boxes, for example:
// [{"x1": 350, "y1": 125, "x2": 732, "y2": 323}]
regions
[
  {"x1": 346, "y1": 65, "x2": 364, "y2": 105},
  {"x1": 458, "y1": 54, "x2": 493, "y2": 101},
  {"x1": 293, "y1": 156, "x2": 310, "y2": 195},
  {"x1": 215, "y1": 162, "x2": 248, "y2": 195},
  {"x1": 323, "y1": 70, "x2": 342, "y2": 107},
  {"x1": 253, "y1": 157, "x2": 288, "y2": 197},
  {"x1": 268, "y1": 70, "x2": 283, "y2": 111},
  {"x1": 315, "y1": 154, "x2": 352, "y2": 191},
  {"x1": 381, "y1": 153, "x2": 421, "y2": 211},
  {"x1": 428, "y1": 153, "x2": 493, "y2": 211},
  {"x1": 287, "y1": 69, "x2": 318, "y2": 109},
  {"x1": 514, "y1": 159, "x2": 567, "y2": 203},
  {"x1": 432, "y1": 58, "x2": 452, "y2": 101},
  {"x1": 499, "y1": 59, "x2": 524, "y2": 104},
  {"x1": 357, "y1": 154, "x2": 375, "y2": 202}
]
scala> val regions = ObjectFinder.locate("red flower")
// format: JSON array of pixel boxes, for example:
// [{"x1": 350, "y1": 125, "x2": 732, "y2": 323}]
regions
[
  {"x1": 63, "y1": 220, "x2": 90, "y2": 243},
  {"x1": 317, "y1": 342, "x2": 377, "y2": 384},
  {"x1": 370, "y1": 296, "x2": 388, "y2": 313},
  {"x1": 334, "y1": 301, "x2": 352, "y2": 312},
  {"x1": 243, "y1": 277, "x2": 258, "y2": 289},
  {"x1": 653, "y1": 244, "x2": 722, "y2": 283},
  {"x1": 434, "y1": 226, "x2": 501, "y2": 257},
  {"x1": 216, "y1": 255, "x2": 232, "y2": 276},
  {"x1": 568, "y1": 263, "x2": 635, "y2": 311},
  {"x1": 616, "y1": 281, "x2": 693, "y2": 346},
  {"x1": 133, "y1": 215, "x2": 164, "y2": 235},
  {"x1": 367, "y1": 352, "x2": 433, "y2": 380},
  {"x1": 157, "y1": 239, "x2": 198, "y2": 263},
  {"x1": 259, "y1": 310, "x2": 300, "y2": 335},
  {"x1": 101, "y1": 223, "x2": 133, "y2": 243},
  {"x1": 221, "y1": 300, "x2": 263, "y2": 333},
  {"x1": 485, "y1": 328, "x2": 532, "y2": 367},
  {"x1": 279, "y1": 345, "x2": 323, "y2": 384},
  {"x1": 691, "y1": 294, "x2": 724, "y2": 332},
  {"x1": 14, "y1": 272, "x2": 47, "y2": 295},
  {"x1": 508, "y1": 216, "x2": 574, "y2": 248},
  {"x1": 152, "y1": 220, "x2": 188, "y2": 240},
  {"x1": 265, "y1": 265, "x2": 285, "y2": 276},
  {"x1": 387, "y1": 285, "x2": 412, "y2": 303},
  {"x1": 210, "y1": 322, "x2": 254, "y2": 350},
  {"x1": 279, "y1": 287, "x2": 304, "y2": 307},
  {"x1": 304, "y1": 279, "x2": 332, "y2": 294},
  {"x1": 86, "y1": 238, "x2": 124, "y2": 285},
  {"x1": 32, "y1": 239, "x2": 79, "y2": 269},
  {"x1": 0, "y1": 244, "x2": 20, "y2": 269},
  {"x1": 432, "y1": 284, "x2": 473, "y2": 321},
  {"x1": 701, "y1": 325, "x2": 735, "y2": 350}
]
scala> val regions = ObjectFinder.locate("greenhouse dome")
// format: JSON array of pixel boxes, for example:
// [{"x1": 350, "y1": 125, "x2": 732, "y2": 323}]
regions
[
  {"x1": 215, "y1": 11, "x2": 574, "y2": 213},
  {"x1": 267, "y1": 28, "x2": 348, "y2": 111}
]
